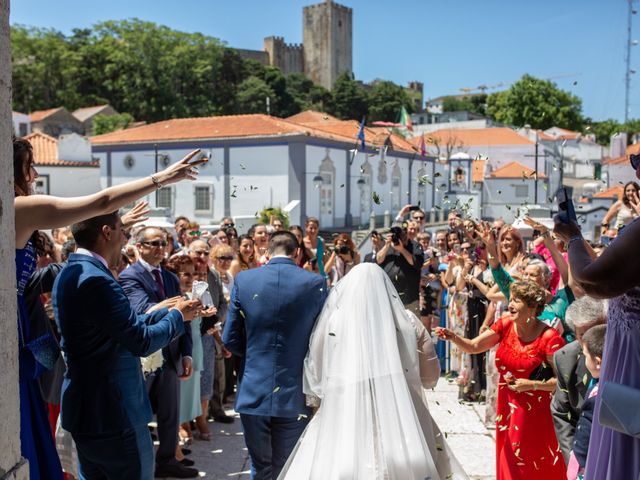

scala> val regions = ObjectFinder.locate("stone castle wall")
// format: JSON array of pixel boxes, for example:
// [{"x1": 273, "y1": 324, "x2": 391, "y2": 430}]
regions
[
  {"x1": 303, "y1": 0, "x2": 352, "y2": 89},
  {"x1": 263, "y1": 36, "x2": 304, "y2": 75}
]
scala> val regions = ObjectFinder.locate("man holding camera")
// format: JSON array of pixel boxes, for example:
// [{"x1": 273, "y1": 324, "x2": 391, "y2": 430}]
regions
[{"x1": 376, "y1": 225, "x2": 424, "y2": 315}]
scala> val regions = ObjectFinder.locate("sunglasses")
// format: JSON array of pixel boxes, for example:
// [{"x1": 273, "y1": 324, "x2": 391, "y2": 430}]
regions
[
  {"x1": 188, "y1": 230, "x2": 201, "y2": 237},
  {"x1": 223, "y1": 222, "x2": 235, "y2": 227},
  {"x1": 142, "y1": 240, "x2": 167, "y2": 248},
  {"x1": 413, "y1": 215, "x2": 425, "y2": 220},
  {"x1": 193, "y1": 250, "x2": 210, "y2": 256},
  {"x1": 217, "y1": 256, "x2": 234, "y2": 261},
  {"x1": 631, "y1": 154, "x2": 640, "y2": 170}
]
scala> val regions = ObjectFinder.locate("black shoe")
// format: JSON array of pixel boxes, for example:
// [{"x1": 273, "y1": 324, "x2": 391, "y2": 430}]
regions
[
  {"x1": 181, "y1": 447, "x2": 192, "y2": 456},
  {"x1": 155, "y1": 462, "x2": 199, "y2": 478},
  {"x1": 214, "y1": 414, "x2": 235, "y2": 424},
  {"x1": 179, "y1": 458, "x2": 195, "y2": 467}
]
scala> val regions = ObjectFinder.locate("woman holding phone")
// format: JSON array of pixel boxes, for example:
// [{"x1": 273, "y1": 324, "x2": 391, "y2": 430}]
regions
[{"x1": 553, "y1": 153, "x2": 640, "y2": 479}]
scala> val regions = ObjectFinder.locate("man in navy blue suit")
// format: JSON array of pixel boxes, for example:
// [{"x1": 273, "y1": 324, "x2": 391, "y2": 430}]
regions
[
  {"x1": 119, "y1": 226, "x2": 198, "y2": 478},
  {"x1": 53, "y1": 212, "x2": 200, "y2": 479},
  {"x1": 223, "y1": 231, "x2": 327, "y2": 480}
]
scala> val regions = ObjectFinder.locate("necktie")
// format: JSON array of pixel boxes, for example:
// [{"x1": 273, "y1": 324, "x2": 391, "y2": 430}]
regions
[{"x1": 151, "y1": 269, "x2": 166, "y2": 299}]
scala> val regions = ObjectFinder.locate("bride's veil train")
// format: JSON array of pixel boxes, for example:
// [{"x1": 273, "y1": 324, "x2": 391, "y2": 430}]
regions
[{"x1": 279, "y1": 263, "x2": 468, "y2": 480}]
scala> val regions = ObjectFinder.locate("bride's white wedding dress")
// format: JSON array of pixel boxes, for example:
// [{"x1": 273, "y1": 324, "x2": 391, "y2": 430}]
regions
[{"x1": 278, "y1": 263, "x2": 468, "y2": 480}]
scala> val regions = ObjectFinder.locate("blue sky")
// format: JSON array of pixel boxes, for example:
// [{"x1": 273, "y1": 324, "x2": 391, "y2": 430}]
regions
[{"x1": 11, "y1": 0, "x2": 637, "y2": 122}]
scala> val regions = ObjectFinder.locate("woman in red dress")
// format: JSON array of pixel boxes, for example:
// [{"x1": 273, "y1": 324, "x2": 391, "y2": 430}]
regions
[{"x1": 437, "y1": 280, "x2": 566, "y2": 479}]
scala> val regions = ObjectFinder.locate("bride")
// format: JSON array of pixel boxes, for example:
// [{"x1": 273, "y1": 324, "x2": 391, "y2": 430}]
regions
[{"x1": 279, "y1": 263, "x2": 467, "y2": 480}]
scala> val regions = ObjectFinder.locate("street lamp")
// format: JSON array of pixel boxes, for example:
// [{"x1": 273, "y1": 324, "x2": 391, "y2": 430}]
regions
[{"x1": 312, "y1": 175, "x2": 324, "y2": 189}]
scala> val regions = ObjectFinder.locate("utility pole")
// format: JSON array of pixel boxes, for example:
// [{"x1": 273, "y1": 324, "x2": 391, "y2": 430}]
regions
[{"x1": 625, "y1": 0, "x2": 636, "y2": 123}]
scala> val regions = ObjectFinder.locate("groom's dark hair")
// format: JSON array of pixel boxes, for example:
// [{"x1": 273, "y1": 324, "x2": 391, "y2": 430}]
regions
[
  {"x1": 268, "y1": 231, "x2": 299, "y2": 256},
  {"x1": 71, "y1": 211, "x2": 120, "y2": 249}
]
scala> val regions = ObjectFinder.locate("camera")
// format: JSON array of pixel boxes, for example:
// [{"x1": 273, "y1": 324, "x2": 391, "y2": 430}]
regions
[
  {"x1": 388, "y1": 226, "x2": 403, "y2": 246},
  {"x1": 337, "y1": 245, "x2": 351, "y2": 255}
]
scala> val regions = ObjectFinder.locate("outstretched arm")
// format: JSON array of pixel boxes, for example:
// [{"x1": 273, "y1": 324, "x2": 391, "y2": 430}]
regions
[
  {"x1": 435, "y1": 326, "x2": 500, "y2": 354},
  {"x1": 15, "y1": 150, "x2": 204, "y2": 247},
  {"x1": 554, "y1": 216, "x2": 640, "y2": 298}
]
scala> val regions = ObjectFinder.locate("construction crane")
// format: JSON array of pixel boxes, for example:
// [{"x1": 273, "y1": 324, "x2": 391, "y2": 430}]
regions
[{"x1": 458, "y1": 73, "x2": 582, "y2": 95}]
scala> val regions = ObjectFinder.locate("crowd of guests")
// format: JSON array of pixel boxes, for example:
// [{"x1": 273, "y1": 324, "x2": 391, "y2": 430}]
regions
[{"x1": 11, "y1": 131, "x2": 640, "y2": 480}]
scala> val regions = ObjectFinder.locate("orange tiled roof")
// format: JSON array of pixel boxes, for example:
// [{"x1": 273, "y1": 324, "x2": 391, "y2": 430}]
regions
[
  {"x1": 593, "y1": 185, "x2": 624, "y2": 199},
  {"x1": 91, "y1": 114, "x2": 419, "y2": 154},
  {"x1": 604, "y1": 143, "x2": 640, "y2": 165},
  {"x1": 92, "y1": 114, "x2": 361, "y2": 146},
  {"x1": 410, "y1": 127, "x2": 535, "y2": 147},
  {"x1": 546, "y1": 127, "x2": 581, "y2": 140},
  {"x1": 286, "y1": 110, "x2": 339, "y2": 124},
  {"x1": 24, "y1": 132, "x2": 99, "y2": 167},
  {"x1": 30, "y1": 107, "x2": 63, "y2": 123},
  {"x1": 489, "y1": 161, "x2": 547, "y2": 179},
  {"x1": 472, "y1": 159, "x2": 486, "y2": 183}
]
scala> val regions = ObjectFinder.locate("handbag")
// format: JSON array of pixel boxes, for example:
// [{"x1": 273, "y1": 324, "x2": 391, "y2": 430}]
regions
[
  {"x1": 529, "y1": 362, "x2": 555, "y2": 382},
  {"x1": 598, "y1": 381, "x2": 640, "y2": 438}
]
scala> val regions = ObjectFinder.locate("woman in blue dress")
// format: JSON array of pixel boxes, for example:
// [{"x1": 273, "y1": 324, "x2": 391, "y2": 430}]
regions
[{"x1": 13, "y1": 138, "x2": 205, "y2": 479}]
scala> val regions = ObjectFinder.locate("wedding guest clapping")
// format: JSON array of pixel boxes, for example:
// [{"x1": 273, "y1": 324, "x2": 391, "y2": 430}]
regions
[{"x1": 119, "y1": 227, "x2": 198, "y2": 478}]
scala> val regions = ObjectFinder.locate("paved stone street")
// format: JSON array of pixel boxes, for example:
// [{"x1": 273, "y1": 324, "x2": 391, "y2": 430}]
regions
[{"x1": 159, "y1": 378, "x2": 496, "y2": 479}]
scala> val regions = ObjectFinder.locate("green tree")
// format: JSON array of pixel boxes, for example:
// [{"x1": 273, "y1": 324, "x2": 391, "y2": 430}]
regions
[
  {"x1": 442, "y1": 94, "x2": 487, "y2": 115},
  {"x1": 486, "y1": 74, "x2": 583, "y2": 130},
  {"x1": 12, "y1": 25, "x2": 83, "y2": 112},
  {"x1": 583, "y1": 119, "x2": 622, "y2": 146},
  {"x1": 327, "y1": 72, "x2": 369, "y2": 120},
  {"x1": 92, "y1": 113, "x2": 134, "y2": 135},
  {"x1": 367, "y1": 80, "x2": 412, "y2": 123},
  {"x1": 236, "y1": 76, "x2": 275, "y2": 114}
]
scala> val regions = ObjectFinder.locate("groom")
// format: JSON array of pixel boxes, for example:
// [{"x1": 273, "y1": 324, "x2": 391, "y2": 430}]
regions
[{"x1": 223, "y1": 230, "x2": 327, "y2": 479}]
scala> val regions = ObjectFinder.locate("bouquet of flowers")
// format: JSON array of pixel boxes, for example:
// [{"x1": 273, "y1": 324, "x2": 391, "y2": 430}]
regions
[{"x1": 141, "y1": 349, "x2": 164, "y2": 375}]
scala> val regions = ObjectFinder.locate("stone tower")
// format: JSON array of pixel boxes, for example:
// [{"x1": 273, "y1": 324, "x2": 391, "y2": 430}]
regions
[{"x1": 303, "y1": 0, "x2": 353, "y2": 89}]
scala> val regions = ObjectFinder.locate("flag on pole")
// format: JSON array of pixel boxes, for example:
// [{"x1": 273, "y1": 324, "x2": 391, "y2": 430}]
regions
[
  {"x1": 419, "y1": 134, "x2": 426, "y2": 156},
  {"x1": 357, "y1": 117, "x2": 366, "y2": 150},
  {"x1": 399, "y1": 106, "x2": 413, "y2": 132}
]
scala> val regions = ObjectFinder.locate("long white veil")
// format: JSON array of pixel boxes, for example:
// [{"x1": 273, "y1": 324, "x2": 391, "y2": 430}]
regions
[{"x1": 279, "y1": 263, "x2": 467, "y2": 480}]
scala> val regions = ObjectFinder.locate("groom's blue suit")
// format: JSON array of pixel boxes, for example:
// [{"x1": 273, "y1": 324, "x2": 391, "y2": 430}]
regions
[{"x1": 223, "y1": 257, "x2": 327, "y2": 480}]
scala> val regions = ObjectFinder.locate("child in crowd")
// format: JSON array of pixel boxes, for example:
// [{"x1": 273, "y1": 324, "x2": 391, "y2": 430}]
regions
[{"x1": 567, "y1": 324, "x2": 607, "y2": 480}]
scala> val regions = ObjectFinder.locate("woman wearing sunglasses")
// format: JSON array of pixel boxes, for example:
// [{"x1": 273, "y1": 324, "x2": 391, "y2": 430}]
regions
[
  {"x1": 600, "y1": 180, "x2": 640, "y2": 238},
  {"x1": 553, "y1": 153, "x2": 640, "y2": 479}
]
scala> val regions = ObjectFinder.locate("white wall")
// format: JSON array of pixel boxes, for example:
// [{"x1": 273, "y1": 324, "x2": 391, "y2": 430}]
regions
[
  {"x1": 12, "y1": 111, "x2": 30, "y2": 137},
  {"x1": 228, "y1": 145, "x2": 289, "y2": 220},
  {"x1": 37, "y1": 166, "x2": 100, "y2": 197},
  {"x1": 102, "y1": 147, "x2": 225, "y2": 222},
  {"x1": 482, "y1": 178, "x2": 549, "y2": 222},
  {"x1": 58, "y1": 133, "x2": 92, "y2": 162},
  {"x1": 306, "y1": 145, "x2": 348, "y2": 227}
]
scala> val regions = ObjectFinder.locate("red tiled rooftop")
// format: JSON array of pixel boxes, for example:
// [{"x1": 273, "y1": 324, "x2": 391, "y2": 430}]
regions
[
  {"x1": 489, "y1": 161, "x2": 547, "y2": 179},
  {"x1": 91, "y1": 114, "x2": 418, "y2": 153},
  {"x1": 25, "y1": 132, "x2": 99, "y2": 167},
  {"x1": 30, "y1": 107, "x2": 63, "y2": 123},
  {"x1": 593, "y1": 185, "x2": 624, "y2": 199},
  {"x1": 410, "y1": 127, "x2": 535, "y2": 147},
  {"x1": 286, "y1": 110, "x2": 339, "y2": 124}
]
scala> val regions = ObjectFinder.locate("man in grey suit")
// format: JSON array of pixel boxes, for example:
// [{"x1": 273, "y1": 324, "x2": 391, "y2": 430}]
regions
[{"x1": 551, "y1": 296, "x2": 607, "y2": 464}]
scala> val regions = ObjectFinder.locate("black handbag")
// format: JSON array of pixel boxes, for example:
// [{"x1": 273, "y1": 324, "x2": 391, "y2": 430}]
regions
[
  {"x1": 529, "y1": 362, "x2": 555, "y2": 382},
  {"x1": 598, "y1": 381, "x2": 640, "y2": 438}
]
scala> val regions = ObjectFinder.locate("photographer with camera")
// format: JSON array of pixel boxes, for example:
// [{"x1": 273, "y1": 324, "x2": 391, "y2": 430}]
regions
[
  {"x1": 325, "y1": 233, "x2": 360, "y2": 287},
  {"x1": 376, "y1": 225, "x2": 424, "y2": 315}
]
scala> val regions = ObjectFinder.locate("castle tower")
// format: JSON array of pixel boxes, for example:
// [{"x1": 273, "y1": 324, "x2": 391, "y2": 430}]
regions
[{"x1": 303, "y1": 0, "x2": 352, "y2": 89}]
